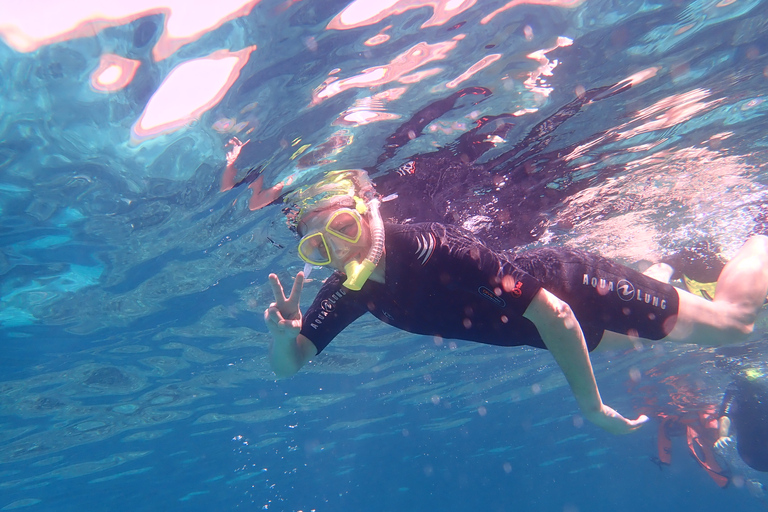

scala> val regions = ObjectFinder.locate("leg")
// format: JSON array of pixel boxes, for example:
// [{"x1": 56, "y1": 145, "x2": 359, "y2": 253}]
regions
[
  {"x1": 598, "y1": 236, "x2": 768, "y2": 350},
  {"x1": 713, "y1": 236, "x2": 768, "y2": 313},
  {"x1": 595, "y1": 264, "x2": 671, "y2": 351},
  {"x1": 666, "y1": 236, "x2": 768, "y2": 345}
]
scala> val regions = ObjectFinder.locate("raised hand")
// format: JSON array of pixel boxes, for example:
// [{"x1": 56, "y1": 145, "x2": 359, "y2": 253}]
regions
[
  {"x1": 264, "y1": 272, "x2": 305, "y2": 339},
  {"x1": 225, "y1": 137, "x2": 250, "y2": 166},
  {"x1": 715, "y1": 436, "x2": 733, "y2": 449}
]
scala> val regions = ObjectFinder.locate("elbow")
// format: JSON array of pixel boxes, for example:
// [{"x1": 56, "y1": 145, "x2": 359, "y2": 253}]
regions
[
  {"x1": 552, "y1": 299, "x2": 579, "y2": 332},
  {"x1": 581, "y1": 403, "x2": 604, "y2": 417},
  {"x1": 525, "y1": 288, "x2": 579, "y2": 333},
  {"x1": 271, "y1": 364, "x2": 300, "y2": 379}
]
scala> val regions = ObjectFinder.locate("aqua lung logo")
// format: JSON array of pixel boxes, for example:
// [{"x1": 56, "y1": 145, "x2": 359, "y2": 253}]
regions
[
  {"x1": 582, "y1": 274, "x2": 667, "y2": 310},
  {"x1": 616, "y1": 279, "x2": 634, "y2": 301},
  {"x1": 310, "y1": 289, "x2": 347, "y2": 329},
  {"x1": 478, "y1": 286, "x2": 506, "y2": 308}
]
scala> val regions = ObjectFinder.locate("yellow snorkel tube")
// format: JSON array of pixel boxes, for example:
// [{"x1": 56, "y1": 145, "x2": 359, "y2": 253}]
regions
[{"x1": 342, "y1": 197, "x2": 384, "y2": 291}]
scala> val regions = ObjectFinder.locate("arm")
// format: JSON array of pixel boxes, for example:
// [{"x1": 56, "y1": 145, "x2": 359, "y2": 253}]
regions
[
  {"x1": 269, "y1": 332, "x2": 317, "y2": 378},
  {"x1": 221, "y1": 137, "x2": 249, "y2": 192},
  {"x1": 715, "y1": 384, "x2": 736, "y2": 448},
  {"x1": 523, "y1": 288, "x2": 649, "y2": 434},
  {"x1": 264, "y1": 272, "x2": 317, "y2": 378},
  {"x1": 716, "y1": 415, "x2": 732, "y2": 448}
]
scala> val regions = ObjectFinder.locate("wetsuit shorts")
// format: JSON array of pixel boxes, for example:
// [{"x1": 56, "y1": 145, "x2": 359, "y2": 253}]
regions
[{"x1": 511, "y1": 247, "x2": 680, "y2": 349}]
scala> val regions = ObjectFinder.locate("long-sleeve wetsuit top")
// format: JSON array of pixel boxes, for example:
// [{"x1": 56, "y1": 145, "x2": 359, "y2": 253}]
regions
[
  {"x1": 718, "y1": 378, "x2": 768, "y2": 422},
  {"x1": 300, "y1": 222, "x2": 680, "y2": 354},
  {"x1": 718, "y1": 377, "x2": 768, "y2": 472},
  {"x1": 719, "y1": 382, "x2": 739, "y2": 419}
]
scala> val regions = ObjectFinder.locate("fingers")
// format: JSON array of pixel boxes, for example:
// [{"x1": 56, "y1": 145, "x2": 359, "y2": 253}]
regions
[
  {"x1": 226, "y1": 137, "x2": 250, "y2": 148},
  {"x1": 264, "y1": 301, "x2": 302, "y2": 339},
  {"x1": 715, "y1": 437, "x2": 732, "y2": 449},
  {"x1": 267, "y1": 272, "x2": 306, "y2": 324},
  {"x1": 265, "y1": 303, "x2": 295, "y2": 325},
  {"x1": 591, "y1": 406, "x2": 649, "y2": 434},
  {"x1": 268, "y1": 273, "x2": 287, "y2": 304},
  {"x1": 629, "y1": 414, "x2": 650, "y2": 430},
  {"x1": 611, "y1": 413, "x2": 648, "y2": 434},
  {"x1": 287, "y1": 271, "x2": 305, "y2": 304},
  {"x1": 268, "y1": 272, "x2": 305, "y2": 303},
  {"x1": 618, "y1": 414, "x2": 649, "y2": 433},
  {"x1": 264, "y1": 302, "x2": 281, "y2": 323}
]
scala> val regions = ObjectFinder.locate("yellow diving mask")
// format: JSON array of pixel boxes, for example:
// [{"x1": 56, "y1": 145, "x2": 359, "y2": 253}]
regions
[{"x1": 297, "y1": 208, "x2": 363, "y2": 266}]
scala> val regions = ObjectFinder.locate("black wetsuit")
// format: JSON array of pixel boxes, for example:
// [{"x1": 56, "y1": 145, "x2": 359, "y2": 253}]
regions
[
  {"x1": 719, "y1": 377, "x2": 768, "y2": 472},
  {"x1": 301, "y1": 223, "x2": 680, "y2": 354}
]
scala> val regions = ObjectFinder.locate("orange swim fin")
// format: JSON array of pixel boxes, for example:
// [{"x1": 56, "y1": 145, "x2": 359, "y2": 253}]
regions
[
  {"x1": 686, "y1": 425, "x2": 729, "y2": 488},
  {"x1": 658, "y1": 417, "x2": 673, "y2": 465}
]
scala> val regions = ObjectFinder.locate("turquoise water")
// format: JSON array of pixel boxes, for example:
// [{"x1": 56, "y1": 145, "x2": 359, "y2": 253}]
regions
[{"x1": 2, "y1": 0, "x2": 768, "y2": 510}]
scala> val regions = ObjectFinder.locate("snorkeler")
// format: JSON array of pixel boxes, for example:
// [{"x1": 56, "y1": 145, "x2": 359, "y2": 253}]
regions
[
  {"x1": 652, "y1": 366, "x2": 768, "y2": 496},
  {"x1": 655, "y1": 410, "x2": 730, "y2": 488},
  {"x1": 715, "y1": 368, "x2": 768, "y2": 472},
  {"x1": 652, "y1": 372, "x2": 732, "y2": 488},
  {"x1": 263, "y1": 168, "x2": 768, "y2": 435}
]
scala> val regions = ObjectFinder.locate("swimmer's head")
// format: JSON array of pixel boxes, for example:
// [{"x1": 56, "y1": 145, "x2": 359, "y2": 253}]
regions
[
  {"x1": 296, "y1": 204, "x2": 372, "y2": 275},
  {"x1": 295, "y1": 194, "x2": 366, "y2": 237},
  {"x1": 284, "y1": 169, "x2": 384, "y2": 290}
]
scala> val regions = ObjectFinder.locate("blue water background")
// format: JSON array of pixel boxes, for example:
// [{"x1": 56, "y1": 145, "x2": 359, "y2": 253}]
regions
[{"x1": 3, "y1": 0, "x2": 768, "y2": 510}]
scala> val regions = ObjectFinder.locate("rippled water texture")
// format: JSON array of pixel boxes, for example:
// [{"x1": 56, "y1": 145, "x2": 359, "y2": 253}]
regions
[{"x1": 2, "y1": 1, "x2": 768, "y2": 511}]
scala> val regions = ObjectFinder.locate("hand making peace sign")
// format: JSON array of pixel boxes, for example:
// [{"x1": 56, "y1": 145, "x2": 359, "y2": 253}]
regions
[{"x1": 264, "y1": 272, "x2": 305, "y2": 339}]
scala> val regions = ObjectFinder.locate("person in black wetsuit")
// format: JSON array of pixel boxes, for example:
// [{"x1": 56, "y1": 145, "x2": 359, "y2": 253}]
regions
[
  {"x1": 715, "y1": 370, "x2": 768, "y2": 472},
  {"x1": 263, "y1": 169, "x2": 768, "y2": 435}
]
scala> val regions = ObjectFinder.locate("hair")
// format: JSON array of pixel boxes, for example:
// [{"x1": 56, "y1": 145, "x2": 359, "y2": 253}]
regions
[
  {"x1": 284, "y1": 169, "x2": 377, "y2": 234},
  {"x1": 295, "y1": 195, "x2": 357, "y2": 237}
]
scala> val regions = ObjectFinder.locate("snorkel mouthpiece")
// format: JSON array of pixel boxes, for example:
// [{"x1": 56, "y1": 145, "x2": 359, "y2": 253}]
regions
[{"x1": 343, "y1": 259, "x2": 376, "y2": 291}]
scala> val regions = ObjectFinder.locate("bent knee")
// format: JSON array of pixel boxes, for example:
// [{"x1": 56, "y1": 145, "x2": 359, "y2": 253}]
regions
[
  {"x1": 746, "y1": 234, "x2": 768, "y2": 250},
  {"x1": 674, "y1": 291, "x2": 756, "y2": 344},
  {"x1": 731, "y1": 316, "x2": 755, "y2": 337}
]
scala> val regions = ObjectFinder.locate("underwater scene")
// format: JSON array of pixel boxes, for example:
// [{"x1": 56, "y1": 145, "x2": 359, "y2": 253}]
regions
[{"x1": 3, "y1": 0, "x2": 768, "y2": 510}]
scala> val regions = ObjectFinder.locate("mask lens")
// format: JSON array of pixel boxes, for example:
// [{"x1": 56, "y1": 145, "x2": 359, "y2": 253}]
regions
[
  {"x1": 326, "y1": 210, "x2": 361, "y2": 242},
  {"x1": 298, "y1": 232, "x2": 331, "y2": 265}
]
